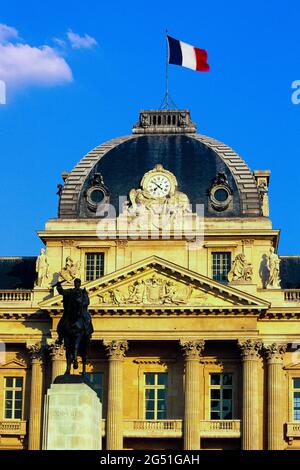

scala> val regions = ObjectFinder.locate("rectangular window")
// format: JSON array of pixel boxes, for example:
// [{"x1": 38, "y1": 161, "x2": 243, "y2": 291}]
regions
[
  {"x1": 4, "y1": 377, "x2": 23, "y2": 420},
  {"x1": 85, "y1": 253, "x2": 105, "y2": 282},
  {"x1": 144, "y1": 373, "x2": 168, "y2": 420},
  {"x1": 293, "y1": 378, "x2": 300, "y2": 420},
  {"x1": 210, "y1": 373, "x2": 233, "y2": 420},
  {"x1": 87, "y1": 373, "x2": 104, "y2": 402},
  {"x1": 212, "y1": 252, "x2": 231, "y2": 283}
]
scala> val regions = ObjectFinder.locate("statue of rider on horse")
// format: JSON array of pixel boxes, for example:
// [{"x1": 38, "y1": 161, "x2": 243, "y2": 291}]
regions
[{"x1": 55, "y1": 278, "x2": 94, "y2": 375}]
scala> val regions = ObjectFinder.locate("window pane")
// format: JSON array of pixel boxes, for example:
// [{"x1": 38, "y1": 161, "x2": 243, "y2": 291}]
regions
[
  {"x1": 85, "y1": 253, "x2": 104, "y2": 281},
  {"x1": 157, "y1": 401, "x2": 166, "y2": 411},
  {"x1": 15, "y1": 378, "x2": 23, "y2": 388},
  {"x1": 211, "y1": 400, "x2": 220, "y2": 411},
  {"x1": 145, "y1": 374, "x2": 155, "y2": 385},
  {"x1": 14, "y1": 409, "x2": 22, "y2": 419},
  {"x1": 5, "y1": 400, "x2": 12, "y2": 408},
  {"x1": 157, "y1": 374, "x2": 167, "y2": 385},
  {"x1": 211, "y1": 389, "x2": 220, "y2": 399},
  {"x1": 146, "y1": 411, "x2": 154, "y2": 419},
  {"x1": 211, "y1": 411, "x2": 221, "y2": 420},
  {"x1": 5, "y1": 409, "x2": 12, "y2": 419},
  {"x1": 145, "y1": 389, "x2": 155, "y2": 400},
  {"x1": 222, "y1": 374, "x2": 232, "y2": 386},
  {"x1": 5, "y1": 391, "x2": 13, "y2": 399},
  {"x1": 223, "y1": 410, "x2": 232, "y2": 419},
  {"x1": 210, "y1": 374, "x2": 220, "y2": 385},
  {"x1": 15, "y1": 391, "x2": 22, "y2": 400},
  {"x1": 157, "y1": 410, "x2": 167, "y2": 419},
  {"x1": 223, "y1": 389, "x2": 232, "y2": 399},
  {"x1": 146, "y1": 400, "x2": 155, "y2": 412},
  {"x1": 293, "y1": 378, "x2": 300, "y2": 389},
  {"x1": 5, "y1": 377, "x2": 13, "y2": 387},
  {"x1": 157, "y1": 389, "x2": 166, "y2": 399}
]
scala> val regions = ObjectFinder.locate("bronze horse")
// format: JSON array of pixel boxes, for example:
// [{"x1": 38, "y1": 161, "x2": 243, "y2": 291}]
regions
[{"x1": 56, "y1": 279, "x2": 93, "y2": 375}]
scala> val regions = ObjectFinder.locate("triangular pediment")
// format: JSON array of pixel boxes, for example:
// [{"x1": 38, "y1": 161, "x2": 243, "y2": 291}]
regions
[
  {"x1": 40, "y1": 256, "x2": 269, "y2": 315},
  {"x1": 1, "y1": 359, "x2": 27, "y2": 369}
]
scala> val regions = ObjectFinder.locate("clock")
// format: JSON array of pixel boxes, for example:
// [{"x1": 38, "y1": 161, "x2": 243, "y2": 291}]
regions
[
  {"x1": 146, "y1": 174, "x2": 171, "y2": 198},
  {"x1": 141, "y1": 164, "x2": 177, "y2": 199}
]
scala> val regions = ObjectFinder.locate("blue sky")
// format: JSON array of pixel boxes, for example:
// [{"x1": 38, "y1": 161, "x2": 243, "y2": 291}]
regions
[{"x1": 0, "y1": 0, "x2": 299, "y2": 256}]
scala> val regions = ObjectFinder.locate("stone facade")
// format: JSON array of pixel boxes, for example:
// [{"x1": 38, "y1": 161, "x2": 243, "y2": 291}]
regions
[{"x1": 0, "y1": 109, "x2": 300, "y2": 450}]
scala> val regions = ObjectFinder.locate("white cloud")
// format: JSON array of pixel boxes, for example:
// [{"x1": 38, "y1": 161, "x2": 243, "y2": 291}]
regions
[
  {"x1": 0, "y1": 24, "x2": 19, "y2": 43},
  {"x1": 0, "y1": 23, "x2": 73, "y2": 90},
  {"x1": 67, "y1": 30, "x2": 97, "y2": 49}
]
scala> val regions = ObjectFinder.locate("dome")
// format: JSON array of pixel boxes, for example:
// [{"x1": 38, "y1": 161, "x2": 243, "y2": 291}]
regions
[{"x1": 59, "y1": 110, "x2": 261, "y2": 219}]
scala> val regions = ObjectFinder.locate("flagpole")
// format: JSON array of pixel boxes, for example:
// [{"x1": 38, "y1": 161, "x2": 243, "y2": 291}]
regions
[{"x1": 165, "y1": 30, "x2": 169, "y2": 110}]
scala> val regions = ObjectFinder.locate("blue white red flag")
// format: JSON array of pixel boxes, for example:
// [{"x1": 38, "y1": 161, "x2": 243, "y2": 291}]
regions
[{"x1": 167, "y1": 35, "x2": 209, "y2": 72}]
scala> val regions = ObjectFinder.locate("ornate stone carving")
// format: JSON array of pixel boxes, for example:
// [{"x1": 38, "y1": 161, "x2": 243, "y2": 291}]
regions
[
  {"x1": 228, "y1": 253, "x2": 253, "y2": 283},
  {"x1": 122, "y1": 165, "x2": 191, "y2": 229},
  {"x1": 26, "y1": 342, "x2": 44, "y2": 362},
  {"x1": 115, "y1": 239, "x2": 128, "y2": 248},
  {"x1": 48, "y1": 342, "x2": 65, "y2": 360},
  {"x1": 103, "y1": 340, "x2": 129, "y2": 360},
  {"x1": 98, "y1": 275, "x2": 194, "y2": 306},
  {"x1": 266, "y1": 247, "x2": 281, "y2": 289},
  {"x1": 258, "y1": 179, "x2": 269, "y2": 217},
  {"x1": 180, "y1": 339, "x2": 205, "y2": 359},
  {"x1": 35, "y1": 248, "x2": 49, "y2": 287},
  {"x1": 58, "y1": 256, "x2": 81, "y2": 283},
  {"x1": 61, "y1": 240, "x2": 75, "y2": 247},
  {"x1": 238, "y1": 339, "x2": 262, "y2": 360},
  {"x1": 263, "y1": 343, "x2": 287, "y2": 361},
  {"x1": 242, "y1": 239, "x2": 255, "y2": 245}
]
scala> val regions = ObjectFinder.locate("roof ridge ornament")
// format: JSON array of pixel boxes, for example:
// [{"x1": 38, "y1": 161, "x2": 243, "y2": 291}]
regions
[{"x1": 132, "y1": 109, "x2": 196, "y2": 134}]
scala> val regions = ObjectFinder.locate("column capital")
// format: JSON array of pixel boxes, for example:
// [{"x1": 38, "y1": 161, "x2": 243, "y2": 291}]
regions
[
  {"x1": 238, "y1": 339, "x2": 262, "y2": 360},
  {"x1": 26, "y1": 342, "x2": 45, "y2": 363},
  {"x1": 48, "y1": 341, "x2": 65, "y2": 360},
  {"x1": 103, "y1": 340, "x2": 129, "y2": 360},
  {"x1": 180, "y1": 339, "x2": 205, "y2": 360},
  {"x1": 264, "y1": 343, "x2": 287, "y2": 363}
]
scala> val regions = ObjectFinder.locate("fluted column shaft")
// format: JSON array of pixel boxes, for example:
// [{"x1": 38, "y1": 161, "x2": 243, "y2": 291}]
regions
[
  {"x1": 27, "y1": 343, "x2": 44, "y2": 450},
  {"x1": 180, "y1": 339, "x2": 205, "y2": 450},
  {"x1": 238, "y1": 339, "x2": 262, "y2": 450},
  {"x1": 104, "y1": 340, "x2": 128, "y2": 450},
  {"x1": 49, "y1": 343, "x2": 66, "y2": 382},
  {"x1": 264, "y1": 343, "x2": 287, "y2": 450}
]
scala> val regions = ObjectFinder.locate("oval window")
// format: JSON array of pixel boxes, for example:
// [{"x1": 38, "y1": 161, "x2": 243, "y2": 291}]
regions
[
  {"x1": 214, "y1": 188, "x2": 228, "y2": 202},
  {"x1": 90, "y1": 189, "x2": 104, "y2": 204}
]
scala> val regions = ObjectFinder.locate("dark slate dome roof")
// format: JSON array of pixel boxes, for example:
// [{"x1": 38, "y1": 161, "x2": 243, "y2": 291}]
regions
[{"x1": 59, "y1": 111, "x2": 261, "y2": 219}]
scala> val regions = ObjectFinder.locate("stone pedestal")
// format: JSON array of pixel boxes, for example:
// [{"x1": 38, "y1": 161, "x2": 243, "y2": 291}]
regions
[{"x1": 43, "y1": 376, "x2": 102, "y2": 450}]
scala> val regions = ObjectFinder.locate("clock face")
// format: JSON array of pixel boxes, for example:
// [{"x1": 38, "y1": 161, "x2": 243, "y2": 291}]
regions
[{"x1": 146, "y1": 174, "x2": 171, "y2": 198}]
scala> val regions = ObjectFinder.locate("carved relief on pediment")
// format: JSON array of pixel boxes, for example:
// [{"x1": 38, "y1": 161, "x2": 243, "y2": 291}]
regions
[{"x1": 94, "y1": 273, "x2": 232, "y2": 307}]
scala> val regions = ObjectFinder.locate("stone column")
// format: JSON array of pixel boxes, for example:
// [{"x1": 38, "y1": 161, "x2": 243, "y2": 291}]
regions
[
  {"x1": 264, "y1": 343, "x2": 287, "y2": 450},
  {"x1": 27, "y1": 342, "x2": 45, "y2": 450},
  {"x1": 180, "y1": 339, "x2": 205, "y2": 450},
  {"x1": 49, "y1": 342, "x2": 66, "y2": 382},
  {"x1": 238, "y1": 339, "x2": 262, "y2": 450},
  {"x1": 103, "y1": 340, "x2": 128, "y2": 450}
]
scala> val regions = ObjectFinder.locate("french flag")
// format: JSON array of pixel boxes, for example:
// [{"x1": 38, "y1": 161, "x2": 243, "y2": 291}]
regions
[{"x1": 167, "y1": 35, "x2": 209, "y2": 72}]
